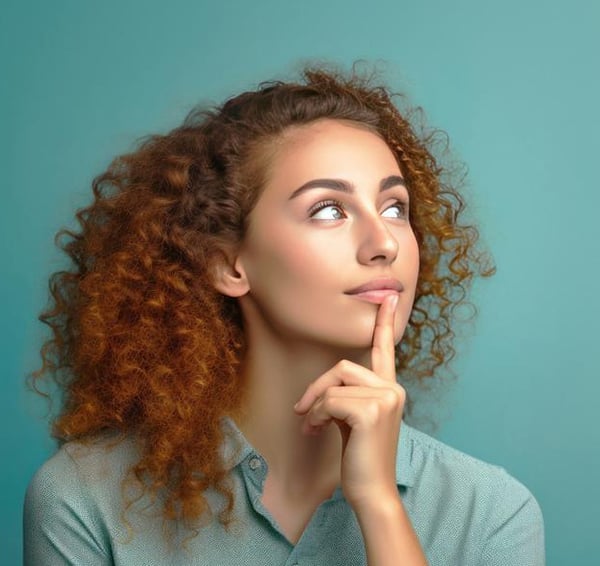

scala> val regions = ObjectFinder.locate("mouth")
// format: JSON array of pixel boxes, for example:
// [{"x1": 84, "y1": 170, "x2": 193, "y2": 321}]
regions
[
  {"x1": 346, "y1": 289, "x2": 400, "y2": 304},
  {"x1": 344, "y1": 278, "x2": 404, "y2": 305}
]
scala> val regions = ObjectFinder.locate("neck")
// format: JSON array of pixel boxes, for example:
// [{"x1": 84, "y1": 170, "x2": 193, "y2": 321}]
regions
[{"x1": 234, "y1": 329, "x2": 371, "y2": 498}]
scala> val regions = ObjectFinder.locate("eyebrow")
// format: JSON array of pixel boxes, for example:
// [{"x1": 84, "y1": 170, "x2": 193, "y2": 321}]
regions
[{"x1": 288, "y1": 175, "x2": 407, "y2": 200}]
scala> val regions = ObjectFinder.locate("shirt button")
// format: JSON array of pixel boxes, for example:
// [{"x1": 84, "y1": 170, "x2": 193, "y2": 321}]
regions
[{"x1": 248, "y1": 456, "x2": 262, "y2": 471}]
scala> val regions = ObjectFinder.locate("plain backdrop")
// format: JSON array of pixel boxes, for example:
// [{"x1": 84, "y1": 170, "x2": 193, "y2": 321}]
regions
[{"x1": 2, "y1": 1, "x2": 599, "y2": 564}]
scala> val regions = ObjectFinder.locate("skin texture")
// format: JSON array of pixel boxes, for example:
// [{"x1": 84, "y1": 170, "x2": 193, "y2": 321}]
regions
[
  {"x1": 234, "y1": 119, "x2": 419, "y2": 351},
  {"x1": 213, "y1": 120, "x2": 427, "y2": 563}
]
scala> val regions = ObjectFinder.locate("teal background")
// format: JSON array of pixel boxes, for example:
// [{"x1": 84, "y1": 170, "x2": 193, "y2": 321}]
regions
[{"x1": 2, "y1": 0, "x2": 598, "y2": 564}]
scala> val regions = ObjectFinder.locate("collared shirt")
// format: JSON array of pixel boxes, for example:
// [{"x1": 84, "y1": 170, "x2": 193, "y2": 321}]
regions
[{"x1": 23, "y1": 418, "x2": 545, "y2": 565}]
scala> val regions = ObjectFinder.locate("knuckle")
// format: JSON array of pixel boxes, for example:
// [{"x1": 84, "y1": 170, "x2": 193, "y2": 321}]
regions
[
  {"x1": 381, "y1": 388, "x2": 400, "y2": 407},
  {"x1": 323, "y1": 394, "x2": 339, "y2": 409},
  {"x1": 374, "y1": 386, "x2": 406, "y2": 416},
  {"x1": 363, "y1": 400, "x2": 381, "y2": 423},
  {"x1": 393, "y1": 384, "x2": 406, "y2": 403},
  {"x1": 322, "y1": 388, "x2": 335, "y2": 402}
]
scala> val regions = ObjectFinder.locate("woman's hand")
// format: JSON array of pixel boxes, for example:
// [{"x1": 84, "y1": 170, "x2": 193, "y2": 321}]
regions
[{"x1": 293, "y1": 294, "x2": 405, "y2": 511}]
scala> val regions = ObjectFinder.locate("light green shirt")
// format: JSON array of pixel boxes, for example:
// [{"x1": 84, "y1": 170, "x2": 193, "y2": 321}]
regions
[{"x1": 24, "y1": 418, "x2": 545, "y2": 565}]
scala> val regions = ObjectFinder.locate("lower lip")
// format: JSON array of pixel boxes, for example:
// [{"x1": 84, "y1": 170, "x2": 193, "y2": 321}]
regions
[{"x1": 347, "y1": 290, "x2": 400, "y2": 304}]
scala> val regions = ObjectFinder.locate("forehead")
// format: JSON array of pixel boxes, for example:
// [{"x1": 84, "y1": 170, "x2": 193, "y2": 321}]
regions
[
  {"x1": 266, "y1": 119, "x2": 401, "y2": 181},
  {"x1": 278, "y1": 118, "x2": 385, "y2": 152}
]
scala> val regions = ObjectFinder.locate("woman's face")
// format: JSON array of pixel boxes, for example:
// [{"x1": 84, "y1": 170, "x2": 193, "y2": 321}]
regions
[{"x1": 234, "y1": 118, "x2": 420, "y2": 350}]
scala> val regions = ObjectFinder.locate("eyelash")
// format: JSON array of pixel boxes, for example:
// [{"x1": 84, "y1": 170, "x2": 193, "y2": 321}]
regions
[
  {"x1": 308, "y1": 199, "x2": 408, "y2": 219},
  {"x1": 308, "y1": 199, "x2": 342, "y2": 217}
]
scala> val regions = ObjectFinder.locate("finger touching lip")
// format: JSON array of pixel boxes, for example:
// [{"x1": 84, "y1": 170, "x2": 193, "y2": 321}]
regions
[
  {"x1": 345, "y1": 277, "x2": 404, "y2": 295},
  {"x1": 347, "y1": 289, "x2": 400, "y2": 304}
]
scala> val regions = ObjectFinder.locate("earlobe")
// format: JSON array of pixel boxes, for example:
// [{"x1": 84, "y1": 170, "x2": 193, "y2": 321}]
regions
[{"x1": 210, "y1": 251, "x2": 250, "y2": 298}]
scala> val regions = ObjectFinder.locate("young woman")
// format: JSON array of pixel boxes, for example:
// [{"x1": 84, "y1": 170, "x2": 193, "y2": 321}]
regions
[{"x1": 24, "y1": 63, "x2": 545, "y2": 565}]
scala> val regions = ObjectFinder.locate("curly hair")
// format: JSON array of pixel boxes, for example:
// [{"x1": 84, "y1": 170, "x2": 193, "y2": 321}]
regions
[{"x1": 29, "y1": 61, "x2": 494, "y2": 532}]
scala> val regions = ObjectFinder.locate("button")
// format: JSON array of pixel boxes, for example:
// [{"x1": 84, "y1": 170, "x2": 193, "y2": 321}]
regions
[{"x1": 248, "y1": 456, "x2": 262, "y2": 471}]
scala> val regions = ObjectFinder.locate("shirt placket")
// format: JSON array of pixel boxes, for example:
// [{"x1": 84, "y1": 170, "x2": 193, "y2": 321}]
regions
[{"x1": 239, "y1": 452, "x2": 293, "y2": 544}]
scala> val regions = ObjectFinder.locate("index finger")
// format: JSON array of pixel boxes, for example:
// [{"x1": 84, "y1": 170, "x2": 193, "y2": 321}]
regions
[{"x1": 370, "y1": 293, "x2": 399, "y2": 382}]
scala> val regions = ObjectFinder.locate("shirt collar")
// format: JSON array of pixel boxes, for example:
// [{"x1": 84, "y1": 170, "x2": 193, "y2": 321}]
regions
[
  {"x1": 220, "y1": 416, "x2": 416, "y2": 488},
  {"x1": 220, "y1": 416, "x2": 255, "y2": 470}
]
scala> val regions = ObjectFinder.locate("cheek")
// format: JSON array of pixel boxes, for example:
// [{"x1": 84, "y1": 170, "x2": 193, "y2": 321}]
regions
[
  {"x1": 256, "y1": 226, "x2": 341, "y2": 283},
  {"x1": 390, "y1": 227, "x2": 419, "y2": 276},
  {"x1": 244, "y1": 233, "x2": 321, "y2": 301},
  {"x1": 405, "y1": 232, "x2": 420, "y2": 279}
]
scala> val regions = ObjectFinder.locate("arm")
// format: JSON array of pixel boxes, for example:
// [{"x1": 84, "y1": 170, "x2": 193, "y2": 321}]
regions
[
  {"x1": 23, "y1": 448, "x2": 113, "y2": 566},
  {"x1": 294, "y1": 294, "x2": 428, "y2": 565},
  {"x1": 354, "y1": 494, "x2": 428, "y2": 566}
]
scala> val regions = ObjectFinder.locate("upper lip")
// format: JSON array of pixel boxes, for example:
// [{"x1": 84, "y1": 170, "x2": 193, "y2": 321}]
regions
[{"x1": 345, "y1": 277, "x2": 404, "y2": 294}]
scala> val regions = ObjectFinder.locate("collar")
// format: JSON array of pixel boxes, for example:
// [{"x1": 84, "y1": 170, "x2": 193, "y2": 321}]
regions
[{"x1": 220, "y1": 416, "x2": 416, "y2": 488}]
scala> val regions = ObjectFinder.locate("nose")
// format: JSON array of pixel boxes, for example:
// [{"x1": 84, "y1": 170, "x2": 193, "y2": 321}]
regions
[{"x1": 355, "y1": 213, "x2": 399, "y2": 265}]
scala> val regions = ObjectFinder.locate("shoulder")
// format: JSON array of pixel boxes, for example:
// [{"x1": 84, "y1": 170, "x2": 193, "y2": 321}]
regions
[
  {"x1": 401, "y1": 422, "x2": 511, "y2": 482},
  {"x1": 26, "y1": 434, "x2": 140, "y2": 499},
  {"x1": 25, "y1": 433, "x2": 145, "y2": 520},
  {"x1": 399, "y1": 423, "x2": 545, "y2": 563},
  {"x1": 401, "y1": 421, "x2": 543, "y2": 510},
  {"x1": 23, "y1": 435, "x2": 142, "y2": 564}
]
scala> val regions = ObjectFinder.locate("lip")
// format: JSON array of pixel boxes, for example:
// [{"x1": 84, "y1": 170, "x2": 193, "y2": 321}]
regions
[
  {"x1": 344, "y1": 278, "x2": 404, "y2": 305},
  {"x1": 347, "y1": 289, "x2": 400, "y2": 304},
  {"x1": 345, "y1": 277, "x2": 404, "y2": 295}
]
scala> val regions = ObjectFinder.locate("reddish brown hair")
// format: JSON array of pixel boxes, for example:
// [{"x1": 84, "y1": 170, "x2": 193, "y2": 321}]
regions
[{"x1": 29, "y1": 61, "x2": 494, "y2": 531}]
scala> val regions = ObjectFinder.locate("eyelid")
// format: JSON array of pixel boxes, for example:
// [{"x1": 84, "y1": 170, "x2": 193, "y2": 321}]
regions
[
  {"x1": 307, "y1": 199, "x2": 345, "y2": 218},
  {"x1": 383, "y1": 200, "x2": 409, "y2": 219},
  {"x1": 307, "y1": 198, "x2": 408, "y2": 220}
]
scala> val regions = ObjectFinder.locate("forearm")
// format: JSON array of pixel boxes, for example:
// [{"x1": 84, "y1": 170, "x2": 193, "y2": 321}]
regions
[{"x1": 355, "y1": 494, "x2": 428, "y2": 566}]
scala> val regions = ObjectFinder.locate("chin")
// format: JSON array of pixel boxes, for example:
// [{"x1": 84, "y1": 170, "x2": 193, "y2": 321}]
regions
[{"x1": 323, "y1": 327, "x2": 383, "y2": 351}]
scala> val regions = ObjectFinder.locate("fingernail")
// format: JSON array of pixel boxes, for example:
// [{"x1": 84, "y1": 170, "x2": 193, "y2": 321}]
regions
[{"x1": 391, "y1": 295, "x2": 399, "y2": 310}]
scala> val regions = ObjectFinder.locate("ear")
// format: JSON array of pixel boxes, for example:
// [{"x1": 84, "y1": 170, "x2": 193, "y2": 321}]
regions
[{"x1": 210, "y1": 249, "x2": 250, "y2": 298}]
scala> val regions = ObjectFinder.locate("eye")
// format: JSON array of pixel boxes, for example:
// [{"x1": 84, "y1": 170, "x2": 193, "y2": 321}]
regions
[
  {"x1": 382, "y1": 200, "x2": 408, "y2": 219},
  {"x1": 308, "y1": 199, "x2": 346, "y2": 221}
]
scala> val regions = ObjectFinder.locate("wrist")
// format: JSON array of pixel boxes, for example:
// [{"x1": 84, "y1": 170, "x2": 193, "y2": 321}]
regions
[{"x1": 348, "y1": 487, "x2": 404, "y2": 518}]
